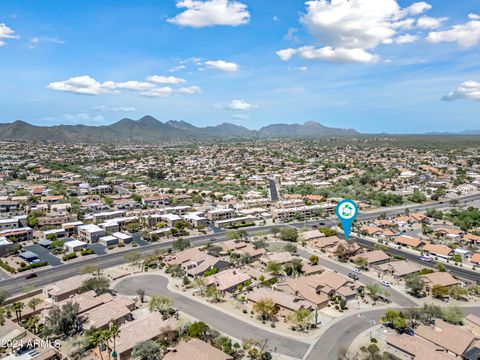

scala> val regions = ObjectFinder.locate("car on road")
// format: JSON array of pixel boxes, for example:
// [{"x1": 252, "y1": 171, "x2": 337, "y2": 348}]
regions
[
  {"x1": 380, "y1": 280, "x2": 391, "y2": 287},
  {"x1": 348, "y1": 272, "x2": 359, "y2": 280},
  {"x1": 353, "y1": 267, "x2": 361, "y2": 274},
  {"x1": 209, "y1": 238, "x2": 216, "y2": 242},
  {"x1": 25, "y1": 273, "x2": 37, "y2": 279},
  {"x1": 419, "y1": 256, "x2": 432, "y2": 262}
]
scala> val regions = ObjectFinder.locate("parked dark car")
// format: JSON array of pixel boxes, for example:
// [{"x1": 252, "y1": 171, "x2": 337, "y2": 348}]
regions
[
  {"x1": 348, "y1": 272, "x2": 359, "y2": 280},
  {"x1": 25, "y1": 273, "x2": 38, "y2": 279}
]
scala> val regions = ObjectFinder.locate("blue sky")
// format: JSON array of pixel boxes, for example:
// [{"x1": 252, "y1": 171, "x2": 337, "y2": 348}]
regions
[{"x1": 0, "y1": 0, "x2": 479, "y2": 133}]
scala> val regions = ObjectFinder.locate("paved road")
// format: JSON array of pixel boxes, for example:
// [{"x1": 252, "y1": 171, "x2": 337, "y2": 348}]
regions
[
  {"x1": 307, "y1": 306, "x2": 480, "y2": 360},
  {"x1": 114, "y1": 274, "x2": 310, "y2": 359}
]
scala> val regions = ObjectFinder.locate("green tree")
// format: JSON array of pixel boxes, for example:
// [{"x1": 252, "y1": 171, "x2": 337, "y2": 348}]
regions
[
  {"x1": 365, "y1": 283, "x2": 383, "y2": 301},
  {"x1": 28, "y1": 297, "x2": 42, "y2": 312},
  {"x1": 354, "y1": 257, "x2": 368, "y2": 270},
  {"x1": 148, "y1": 295, "x2": 172, "y2": 314},
  {"x1": 10, "y1": 301, "x2": 24, "y2": 322},
  {"x1": 172, "y1": 238, "x2": 190, "y2": 251},
  {"x1": 43, "y1": 301, "x2": 80, "y2": 337},
  {"x1": 287, "y1": 308, "x2": 312, "y2": 330},
  {"x1": 136, "y1": 288, "x2": 146, "y2": 303},
  {"x1": 252, "y1": 298, "x2": 277, "y2": 321},
  {"x1": 309, "y1": 255, "x2": 319, "y2": 265},
  {"x1": 124, "y1": 252, "x2": 142, "y2": 268},
  {"x1": 108, "y1": 321, "x2": 121, "y2": 359},
  {"x1": 81, "y1": 264, "x2": 101, "y2": 277},
  {"x1": 266, "y1": 261, "x2": 281, "y2": 275},
  {"x1": 82, "y1": 277, "x2": 111, "y2": 294},
  {"x1": 449, "y1": 285, "x2": 468, "y2": 300},
  {"x1": 432, "y1": 285, "x2": 449, "y2": 298},
  {"x1": 188, "y1": 321, "x2": 209, "y2": 341},
  {"x1": 405, "y1": 275, "x2": 425, "y2": 298},
  {"x1": 25, "y1": 315, "x2": 40, "y2": 334},
  {"x1": 279, "y1": 228, "x2": 298, "y2": 242},
  {"x1": 205, "y1": 285, "x2": 223, "y2": 302},
  {"x1": 367, "y1": 343, "x2": 380, "y2": 359},
  {"x1": 227, "y1": 230, "x2": 240, "y2": 240},
  {"x1": 441, "y1": 306, "x2": 464, "y2": 324}
]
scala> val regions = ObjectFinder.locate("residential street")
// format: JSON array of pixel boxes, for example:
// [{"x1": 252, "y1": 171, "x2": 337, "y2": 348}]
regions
[{"x1": 114, "y1": 274, "x2": 310, "y2": 359}]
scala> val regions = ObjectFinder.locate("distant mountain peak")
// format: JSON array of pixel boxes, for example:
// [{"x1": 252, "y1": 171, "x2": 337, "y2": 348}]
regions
[{"x1": 0, "y1": 117, "x2": 361, "y2": 142}]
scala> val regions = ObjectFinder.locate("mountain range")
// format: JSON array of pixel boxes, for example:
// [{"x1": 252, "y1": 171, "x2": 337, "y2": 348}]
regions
[{"x1": 0, "y1": 116, "x2": 360, "y2": 142}]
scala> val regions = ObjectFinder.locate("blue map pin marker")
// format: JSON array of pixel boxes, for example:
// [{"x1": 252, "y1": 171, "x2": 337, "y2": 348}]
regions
[{"x1": 336, "y1": 199, "x2": 358, "y2": 240}]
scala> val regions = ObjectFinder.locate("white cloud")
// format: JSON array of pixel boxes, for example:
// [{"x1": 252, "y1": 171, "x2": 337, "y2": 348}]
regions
[
  {"x1": 47, "y1": 76, "x2": 156, "y2": 95},
  {"x1": 146, "y1": 75, "x2": 186, "y2": 84},
  {"x1": 289, "y1": 66, "x2": 308, "y2": 71},
  {"x1": 427, "y1": 18, "x2": 480, "y2": 48},
  {"x1": 41, "y1": 113, "x2": 105, "y2": 123},
  {"x1": 177, "y1": 85, "x2": 202, "y2": 94},
  {"x1": 442, "y1": 80, "x2": 480, "y2": 101},
  {"x1": 141, "y1": 85, "x2": 202, "y2": 97},
  {"x1": 169, "y1": 65, "x2": 187, "y2": 72},
  {"x1": 226, "y1": 99, "x2": 257, "y2": 110},
  {"x1": 167, "y1": 0, "x2": 250, "y2": 27},
  {"x1": 276, "y1": 48, "x2": 297, "y2": 61},
  {"x1": 278, "y1": 0, "x2": 435, "y2": 64},
  {"x1": 284, "y1": 27, "x2": 299, "y2": 42},
  {"x1": 298, "y1": 46, "x2": 379, "y2": 63},
  {"x1": 469, "y1": 13, "x2": 480, "y2": 20},
  {"x1": 28, "y1": 36, "x2": 64, "y2": 49},
  {"x1": 0, "y1": 23, "x2": 19, "y2": 46},
  {"x1": 204, "y1": 59, "x2": 239, "y2": 72},
  {"x1": 416, "y1": 16, "x2": 448, "y2": 29},
  {"x1": 405, "y1": 2, "x2": 431, "y2": 15},
  {"x1": 395, "y1": 34, "x2": 418, "y2": 44},
  {"x1": 94, "y1": 106, "x2": 136, "y2": 112},
  {"x1": 141, "y1": 87, "x2": 174, "y2": 98},
  {"x1": 231, "y1": 114, "x2": 249, "y2": 120}
]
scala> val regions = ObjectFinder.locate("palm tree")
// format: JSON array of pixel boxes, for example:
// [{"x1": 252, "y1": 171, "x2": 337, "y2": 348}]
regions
[
  {"x1": 108, "y1": 321, "x2": 121, "y2": 359},
  {"x1": 86, "y1": 328, "x2": 105, "y2": 360},
  {"x1": 25, "y1": 315, "x2": 40, "y2": 334},
  {"x1": 252, "y1": 298, "x2": 277, "y2": 322},
  {"x1": 28, "y1": 298, "x2": 42, "y2": 312},
  {"x1": 10, "y1": 302, "x2": 24, "y2": 322}
]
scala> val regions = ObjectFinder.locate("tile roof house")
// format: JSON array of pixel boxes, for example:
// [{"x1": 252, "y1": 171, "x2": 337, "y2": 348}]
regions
[
  {"x1": 386, "y1": 333, "x2": 455, "y2": 360},
  {"x1": 246, "y1": 287, "x2": 313, "y2": 317},
  {"x1": 277, "y1": 271, "x2": 362, "y2": 307},
  {"x1": 422, "y1": 243, "x2": 453, "y2": 259},
  {"x1": 351, "y1": 250, "x2": 391, "y2": 267},
  {"x1": 83, "y1": 298, "x2": 135, "y2": 330},
  {"x1": 471, "y1": 252, "x2": 480, "y2": 265},
  {"x1": 204, "y1": 268, "x2": 251, "y2": 292},
  {"x1": 394, "y1": 235, "x2": 425, "y2": 249},
  {"x1": 311, "y1": 236, "x2": 341, "y2": 251},
  {"x1": 420, "y1": 272, "x2": 460, "y2": 291},
  {"x1": 163, "y1": 339, "x2": 232, "y2": 360},
  {"x1": 259, "y1": 252, "x2": 295, "y2": 265},
  {"x1": 465, "y1": 314, "x2": 480, "y2": 338},
  {"x1": 302, "y1": 229, "x2": 325, "y2": 242},
  {"x1": 374, "y1": 260, "x2": 425, "y2": 278},
  {"x1": 110, "y1": 314, "x2": 177, "y2": 360},
  {"x1": 43, "y1": 274, "x2": 92, "y2": 302},
  {"x1": 415, "y1": 319, "x2": 475, "y2": 357}
]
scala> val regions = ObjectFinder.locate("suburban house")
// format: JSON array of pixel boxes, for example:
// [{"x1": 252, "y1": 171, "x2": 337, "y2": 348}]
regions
[
  {"x1": 422, "y1": 243, "x2": 454, "y2": 259},
  {"x1": 420, "y1": 272, "x2": 460, "y2": 292},
  {"x1": 386, "y1": 333, "x2": 456, "y2": 360},
  {"x1": 246, "y1": 287, "x2": 313, "y2": 318},
  {"x1": 82, "y1": 298, "x2": 135, "y2": 330},
  {"x1": 110, "y1": 314, "x2": 177, "y2": 360},
  {"x1": 374, "y1": 260, "x2": 425, "y2": 279},
  {"x1": 394, "y1": 235, "x2": 426, "y2": 249},
  {"x1": 204, "y1": 268, "x2": 251, "y2": 293},
  {"x1": 163, "y1": 339, "x2": 232, "y2": 360},
  {"x1": 78, "y1": 224, "x2": 105, "y2": 243},
  {"x1": 311, "y1": 236, "x2": 341, "y2": 252},
  {"x1": 351, "y1": 250, "x2": 391, "y2": 268},
  {"x1": 465, "y1": 314, "x2": 480, "y2": 338},
  {"x1": 415, "y1": 319, "x2": 475, "y2": 357},
  {"x1": 43, "y1": 274, "x2": 92, "y2": 302},
  {"x1": 302, "y1": 229, "x2": 325, "y2": 242}
]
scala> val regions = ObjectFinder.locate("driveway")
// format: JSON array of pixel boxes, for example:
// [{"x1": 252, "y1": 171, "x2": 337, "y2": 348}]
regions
[
  {"x1": 132, "y1": 233, "x2": 149, "y2": 246},
  {"x1": 88, "y1": 243, "x2": 106, "y2": 255},
  {"x1": 24, "y1": 244, "x2": 62, "y2": 266},
  {"x1": 114, "y1": 274, "x2": 310, "y2": 358}
]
